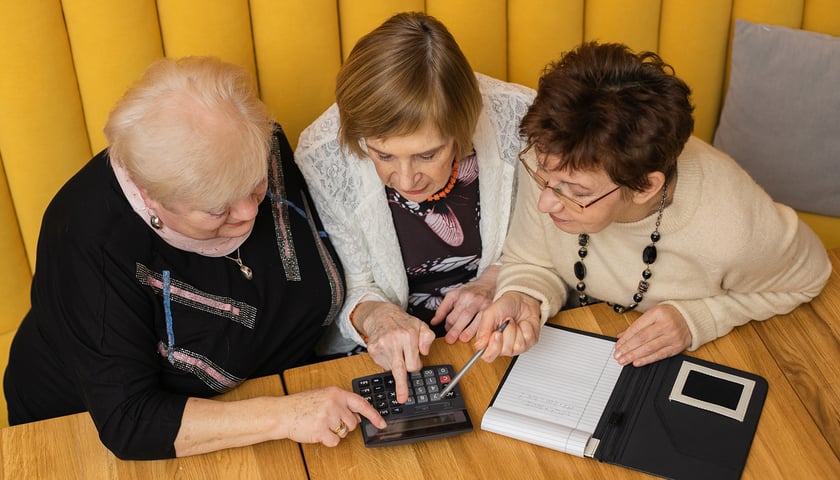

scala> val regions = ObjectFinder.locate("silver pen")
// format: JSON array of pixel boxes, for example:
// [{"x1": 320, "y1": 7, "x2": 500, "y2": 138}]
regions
[{"x1": 438, "y1": 319, "x2": 511, "y2": 399}]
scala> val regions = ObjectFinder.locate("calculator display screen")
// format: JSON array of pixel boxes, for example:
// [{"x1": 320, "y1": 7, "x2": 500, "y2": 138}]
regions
[{"x1": 364, "y1": 410, "x2": 469, "y2": 443}]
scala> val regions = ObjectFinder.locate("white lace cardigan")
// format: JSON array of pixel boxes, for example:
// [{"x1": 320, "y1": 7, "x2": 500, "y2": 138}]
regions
[{"x1": 295, "y1": 73, "x2": 536, "y2": 354}]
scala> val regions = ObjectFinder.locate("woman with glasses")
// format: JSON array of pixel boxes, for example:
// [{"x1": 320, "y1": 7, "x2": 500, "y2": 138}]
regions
[
  {"x1": 473, "y1": 41, "x2": 830, "y2": 367},
  {"x1": 295, "y1": 12, "x2": 534, "y2": 403}
]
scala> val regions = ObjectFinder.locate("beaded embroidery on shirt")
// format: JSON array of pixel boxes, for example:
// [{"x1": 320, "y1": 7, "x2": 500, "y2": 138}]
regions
[
  {"x1": 267, "y1": 134, "x2": 301, "y2": 281},
  {"x1": 136, "y1": 263, "x2": 257, "y2": 329}
]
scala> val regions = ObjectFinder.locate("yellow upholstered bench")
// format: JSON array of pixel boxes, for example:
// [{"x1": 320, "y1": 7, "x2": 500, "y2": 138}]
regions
[{"x1": 1, "y1": 0, "x2": 838, "y2": 427}]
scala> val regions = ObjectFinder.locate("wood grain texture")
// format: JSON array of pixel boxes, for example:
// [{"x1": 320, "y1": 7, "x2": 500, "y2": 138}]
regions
[
  {"x1": 284, "y1": 334, "x2": 647, "y2": 480},
  {"x1": 285, "y1": 250, "x2": 840, "y2": 480},
  {"x1": 0, "y1": 375, "x2": 306, "y2": 480},
  {"x1": 752, "y1": 250, "x2": 840, "y2": 459}
]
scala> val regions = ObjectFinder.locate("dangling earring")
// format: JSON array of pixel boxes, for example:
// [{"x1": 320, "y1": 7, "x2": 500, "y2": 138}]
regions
[{"x1": 150, "y1": 214, "x2": 163, "y2": 230}]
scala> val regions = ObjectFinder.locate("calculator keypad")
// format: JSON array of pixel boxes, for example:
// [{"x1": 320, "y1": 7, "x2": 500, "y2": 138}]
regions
[
  {"x1": 351, "y1": 364, "x2": 473, "y2": 447},
  {"x1": 354, "y1": 365, "x2": 458, "y2": 417}
]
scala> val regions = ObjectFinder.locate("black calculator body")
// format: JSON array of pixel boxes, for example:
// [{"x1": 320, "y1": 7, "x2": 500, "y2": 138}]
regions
[{"x1": 352, "y1": 364, "x2": 473, "y2": 447}]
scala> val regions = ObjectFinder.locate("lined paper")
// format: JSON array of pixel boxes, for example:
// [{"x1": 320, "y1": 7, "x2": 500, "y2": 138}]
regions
[{"x1": 481, "y1": 326, "x2": 623, "y2": 457}]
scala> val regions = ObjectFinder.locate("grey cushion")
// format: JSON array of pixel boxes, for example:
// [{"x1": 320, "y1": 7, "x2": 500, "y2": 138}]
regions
[{"x1": 713, "y1": 19, "x2": 840, "y2": 216}]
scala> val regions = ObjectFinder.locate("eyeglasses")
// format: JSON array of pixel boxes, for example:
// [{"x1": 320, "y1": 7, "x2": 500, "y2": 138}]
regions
[{"x1": 518, "y1": 144, "x2": 621, "y2": 214}]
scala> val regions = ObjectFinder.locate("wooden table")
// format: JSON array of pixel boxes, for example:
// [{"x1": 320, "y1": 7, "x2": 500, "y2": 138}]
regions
[
  {"x1": 285, "y1": 248, "x2": 840, "y2": 480},
  {"x1": 0, "y1": 248, "x2": 837, "y2": 479},
  {"x1": 0, "y1": 375, "x2": 306, "y2": 479}
]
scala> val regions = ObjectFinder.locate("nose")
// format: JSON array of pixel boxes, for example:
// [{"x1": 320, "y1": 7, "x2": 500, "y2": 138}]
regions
[
  {"x1": 227, "y1": 194, "x2": 260, "y2": 222},
  {"x1": 536, "y1": 187, "x2": 564, "y2": 214},
  {"x1": 391, "y1": 161, "x2": 421, "y2": 190}
]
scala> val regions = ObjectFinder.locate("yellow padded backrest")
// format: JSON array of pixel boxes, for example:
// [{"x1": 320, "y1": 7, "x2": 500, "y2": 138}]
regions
[
  {"x1": 0, "y1": 154, "x2": 31, "y2": 333},
  {"x1": 0, "y1": 1, "x2": 92, "y2": 270},
  {"x1": 508, "y1": 0, "x2": 585, "y2": 87},
  {"x1": 1, "y1": 0, "x2": 839, "y2": 428},
  {"x1": 251, "y1": 0, "x2": 342, "y2": 147},
  {"x1": 0, "y1": 0, "x2": 91, "y2": 429},
  {"x1": 428, "y1": 0, "x2": 509, "y2": 80},
  {"x1": 158, "y1": 0, "x2": 258, "y2": 75},
  {"x1": 62, "y1": 0, "x2": 164, "y2": 153}
]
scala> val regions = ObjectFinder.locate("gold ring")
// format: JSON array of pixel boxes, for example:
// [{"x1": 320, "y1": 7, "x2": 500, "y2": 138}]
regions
[{"x1": 330, "y1": 421, "x2": 348, "y2": 437}]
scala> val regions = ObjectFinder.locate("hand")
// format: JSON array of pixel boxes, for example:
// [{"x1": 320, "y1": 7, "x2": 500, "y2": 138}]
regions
[
  {"x1": 353, "y1": 301, "x2": 436, "y2": 403},
  {"x1": 614, "y1": 304, "x2": 692, "y2": 367},
  {"x1": 473, "y1": 291, "x2": 542, "y2": 362},
  {"x1": 280, "y1": 386, "x2": 386, "y2": 447},
  {"x1": 430, "y1": 265, "x2": 499, "y2": 344}
]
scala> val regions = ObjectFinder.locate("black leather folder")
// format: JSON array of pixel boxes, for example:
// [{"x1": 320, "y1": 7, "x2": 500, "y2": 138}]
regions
[{"x1": 589, "y1": 346, "x2": 768, "y2": 480}]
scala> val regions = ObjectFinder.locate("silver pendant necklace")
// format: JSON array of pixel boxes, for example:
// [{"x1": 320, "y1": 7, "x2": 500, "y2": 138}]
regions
[{"x1": 224, "y1": 247, "x2": 253, "y2": 280}]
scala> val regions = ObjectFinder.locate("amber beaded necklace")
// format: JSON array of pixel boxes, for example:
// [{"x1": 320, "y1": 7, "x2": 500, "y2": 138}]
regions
[
  {"x1": 574, "y1": 180, "x2": 668, "y2": 313},
  {"x1": 426, "y1": 158, "x2": 460, "y2": 202}
]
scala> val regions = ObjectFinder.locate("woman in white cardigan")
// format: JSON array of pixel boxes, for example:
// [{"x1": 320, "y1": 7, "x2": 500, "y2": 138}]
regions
[{"x1": 295, "y1": 12, "x2": 534, "y2": 402}]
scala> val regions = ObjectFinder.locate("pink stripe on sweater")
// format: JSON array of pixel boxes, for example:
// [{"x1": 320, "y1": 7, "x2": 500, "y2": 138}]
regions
[{"x1": 147, "y1": 277, "x2": 241, "y2": 316}]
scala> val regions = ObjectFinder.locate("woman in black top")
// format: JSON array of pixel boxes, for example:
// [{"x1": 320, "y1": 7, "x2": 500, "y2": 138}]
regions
[{"x1": 4, "y1": 56, "x2": 384, "y2": 460}]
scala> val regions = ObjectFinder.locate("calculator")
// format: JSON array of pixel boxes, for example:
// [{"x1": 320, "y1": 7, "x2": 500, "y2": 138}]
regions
[{"x1": 351, "y1": 364, "x2": 473, "y2": 447}]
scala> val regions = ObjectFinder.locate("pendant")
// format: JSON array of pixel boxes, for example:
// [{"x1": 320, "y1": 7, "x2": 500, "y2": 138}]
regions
[
  {"x1": 239, "y1": 265, "x2": 253, "y2": 280},
  {"x1": 225, "y1": 248, "x2": 253, "y2": 281}
]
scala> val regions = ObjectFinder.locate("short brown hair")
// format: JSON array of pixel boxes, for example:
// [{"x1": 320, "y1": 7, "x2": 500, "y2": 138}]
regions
[
  {"x1": 520, "y1": 41, "x2": 694, "y2": 191},
  {"x1": 336, "y1": 12, "x2": 482, "y2": 159}
]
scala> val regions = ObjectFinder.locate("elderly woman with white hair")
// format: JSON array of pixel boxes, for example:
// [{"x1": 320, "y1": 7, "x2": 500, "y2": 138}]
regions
[{"x1": 4, "y1": 56, "x2": 384, "y2": 460}]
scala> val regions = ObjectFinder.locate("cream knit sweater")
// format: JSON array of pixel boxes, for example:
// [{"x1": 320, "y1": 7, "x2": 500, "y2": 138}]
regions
[{"x1": 497, "y1": 136, "x2": 831, "y2": 350}]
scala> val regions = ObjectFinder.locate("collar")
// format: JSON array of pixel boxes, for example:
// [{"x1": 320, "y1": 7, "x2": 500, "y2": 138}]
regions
[{"x1": 110, "y1": 158, "x2": 249, "y2": 257}]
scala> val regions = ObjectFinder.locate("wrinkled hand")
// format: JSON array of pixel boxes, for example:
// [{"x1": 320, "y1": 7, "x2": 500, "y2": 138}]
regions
[
  {"x1": 280, "y1": 386, "x2": 386, "y2": 447},
  {"x1": 430, "y1": 265, "x2": 499, "y2": 344},
  {"x1": 614, "y1": 304, "x2": 692, "y2": 367},
  {"x1": 473, "y1": 291, "x2": 542, "y2": 362},
  {"x1": 353, "y1": 301, "x2": 436, "y2": 403}
]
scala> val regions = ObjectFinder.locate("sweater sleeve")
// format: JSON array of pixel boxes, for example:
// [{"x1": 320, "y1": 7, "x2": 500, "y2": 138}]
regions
[
  {"x1": 294, "y1": 108, "x2": 392, "y2": 348},
  {"x1": 663, "y1": 153, "x2": 831, "y2": 350},
  {"x1": 496, "y1": 156, "x2": 569, "y2": 323},
  {"x1": 49, "y1": 229, "x2": 187, "y2": 459},
  {"x1": 669, "y1": 213, "x2": 830, "y2": 350}
]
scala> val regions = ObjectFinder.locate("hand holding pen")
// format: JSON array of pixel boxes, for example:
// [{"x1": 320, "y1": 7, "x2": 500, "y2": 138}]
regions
[
  {"x1": 473, "y1": 291, "x2": 543, "y2": 362},
  {"x1": 439, "y1": 320, "x2": 510, "y2": 398}
]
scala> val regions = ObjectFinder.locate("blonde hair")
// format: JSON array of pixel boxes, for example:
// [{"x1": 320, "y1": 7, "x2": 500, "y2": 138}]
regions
[
  {"x1": 104, "y1": 56, "x2": 274, "y2": 212},
  {"x1": 336, "y1": 12, "x2": 482, "y2": 159}
]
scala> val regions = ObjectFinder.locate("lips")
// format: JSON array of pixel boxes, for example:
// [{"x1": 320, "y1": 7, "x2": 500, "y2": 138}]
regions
[
  {"x1": 549, "y1": 213, "x2": 569, "y2": 225},
  {"x1": 401, "y1": 188, "x2": 427, "y2": 196}
]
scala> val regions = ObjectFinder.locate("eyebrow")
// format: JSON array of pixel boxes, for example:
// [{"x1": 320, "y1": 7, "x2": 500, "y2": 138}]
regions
[
  {"x1": 366, "y1": 142, "x2": 448, "y2": 158},
  {"x1": 536, "y1": 161, "x2": 601, "y2": 194}
]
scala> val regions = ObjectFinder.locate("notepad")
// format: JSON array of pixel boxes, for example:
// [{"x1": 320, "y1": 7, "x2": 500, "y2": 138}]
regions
[
  {"x1": 481, "y1": 324, "x2": 768, "y2": 480},
  {"x1": 481, "y1": 325, "x2": 622, "y2": 456}
]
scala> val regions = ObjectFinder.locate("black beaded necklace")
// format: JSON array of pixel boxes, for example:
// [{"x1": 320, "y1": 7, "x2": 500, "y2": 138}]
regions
[{"x1": 574, "y1": 180, "x2": 668, "y2": 313}]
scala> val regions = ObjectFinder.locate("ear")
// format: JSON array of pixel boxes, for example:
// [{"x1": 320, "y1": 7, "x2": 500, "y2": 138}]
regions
[
  {"x1": 137, "y1": 186, "x2": 161, "y2": 212},
  {"x1": 630, "y1": 171, "x2": 666, "y2": 205}
]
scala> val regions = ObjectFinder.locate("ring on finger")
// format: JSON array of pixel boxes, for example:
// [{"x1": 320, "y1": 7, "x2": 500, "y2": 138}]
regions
[{"x1": 330, "y1": 420, "x2": 349, "y2": 438}]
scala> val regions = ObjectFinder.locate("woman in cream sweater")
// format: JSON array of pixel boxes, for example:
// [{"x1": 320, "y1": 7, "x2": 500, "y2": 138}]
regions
[{"x1": 474, "y1": 42, "x2": 830, "y2": 367}]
